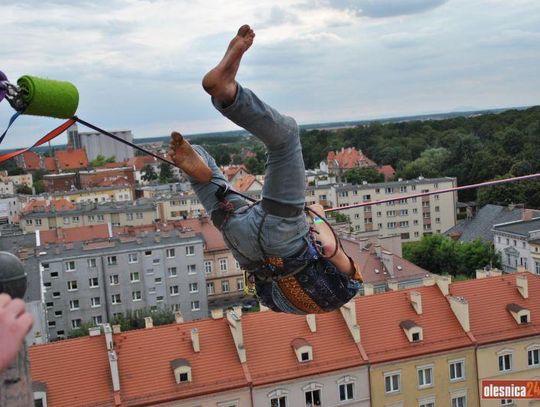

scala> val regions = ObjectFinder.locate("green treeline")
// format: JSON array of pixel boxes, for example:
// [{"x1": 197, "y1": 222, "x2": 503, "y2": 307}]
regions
[{"x1": 300, "y1": 106, "x2": 540, "y2": 206}]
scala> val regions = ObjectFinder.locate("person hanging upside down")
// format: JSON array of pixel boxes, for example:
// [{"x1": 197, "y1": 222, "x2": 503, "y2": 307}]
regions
[{"x1": 169, "y1": 25, "x2": 363, "y2": 314}]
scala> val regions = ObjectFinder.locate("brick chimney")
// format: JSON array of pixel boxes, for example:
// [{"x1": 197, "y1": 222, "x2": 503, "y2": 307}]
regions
[
  {"x1": 516, "y1": 274, "x2": 528, "y2": 299},
  {"x1": 144, "y1": 316, "x2": 153, "y2": 329},
  {"x1": 448, "y1": 296, "x2": 470, "y2": 332},
  {"x1": 522, "y1": 209, "x2": 534, "y2": 221},
  {"x1": 306, "y1": 314, "x2": 317, "y2": 333},
  {"x1": 191, "y1": 328, "x2": 200, "y2": 353},
  {"x1": 409, "y1": 291, "x2": 423, "y2": 315}
]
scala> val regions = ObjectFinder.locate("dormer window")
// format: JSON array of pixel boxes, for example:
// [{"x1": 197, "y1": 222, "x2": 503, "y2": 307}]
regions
[
  {"x1": 400, "y1": 320, "x2": 423, "y2": 343},
  {"x1": 506, "y1": 303, "x2": 530, "y2": 325},
  {"x1": 170, "y1": 358, "x2": 192, "y2": 384},
  {"x1": 292, "y1": 338, "x2": 313, "y2": 363}
]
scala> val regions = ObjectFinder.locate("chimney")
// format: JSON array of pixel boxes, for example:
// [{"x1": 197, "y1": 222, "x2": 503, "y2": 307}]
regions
[
  {"x1": 522, "y1": 209, "x2": 534, "y2": 221},
  {"x1": 112, "y1": 325, "x2": 121, "y2": 334},
  {"x1": 340, "y1": 300, "x2": 360, "y2": 343},
  {"x1": 516, "y1": 274, "x2": 528, "y2": 299},
  {"x1": 227, "y1": 310, "x2": 246, "y2": 362},
  {"x1": 436, "y1": 275, "x2": 451, "y2": 296},
  {"x1": 363, "y1": 283, "x2": 374, "y2": 296},
  {"x1": 232, "y1": 305, "x2": 243, "y2": 317},
  {"x1": 259, "y1": 304, "x2": 270, "y2": 312},
  {"x1": 144, "y1": 316, "x2": 153, "y2": 329},
  {"x1": 475, "y1": 269, "x2": 489, "y2": 279},
  {"x1": 191, "y1": 328, "x2": 200, "y2": 353},
  {"x1": 306, "y1": 314, "x2": 317, "y2": 333},
  {"x1": 103, "y1": 324, "x2": 114, "y2": 350},
  {"x1": 387, "y1": 279, "x2": 399, "y2": 291},
  {"x1": 448, "y1": 296, "x2": 470, "y2": 332},
  {"x1": 211, "y1": 308, "x2": 224, "y2": 319},
  {"x1": 56, "y1": 228, "x2": 64, "y2": 240},
  {"x1": 374, "y1": 244, "x2": 381, "y2": 258},
  {"x1": 174, "y1": 311, "x2": 184, "y2": 324},
  {"x1": 89, "y1": 327, "x2": 101, "y2": 336},
  {"x1": 409, "y1": 291, "x2": 423, "y2": 315},
  {"x1": 423, "y1": 275, "x2": 435, "y2": 286},
  {"x1": 108, "y1": 350, "x2": 121, "y2": 392},
  {"x1": 381, "y1": 250, "x2": 394, "y2": 277}
]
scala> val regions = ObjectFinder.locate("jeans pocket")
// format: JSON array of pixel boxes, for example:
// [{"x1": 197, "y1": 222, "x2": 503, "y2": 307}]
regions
[{"x1": 265, "y1": 215, "x2": 307, "y2": 248}]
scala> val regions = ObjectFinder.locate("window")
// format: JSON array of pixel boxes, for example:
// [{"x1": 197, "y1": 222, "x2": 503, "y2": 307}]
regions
[
  {"x1": 47, "y1": 320, "x2": 56, "y2": 328},
  {"x1": 222, "y1": 280, "x2": 230, "y2": 293},
  {"x1": 235, "y1": 260, "x2": 241, "y2": 270},
  {"x1": 191, "y1": 300, "x2": 200, "y2": 311},
  {"x1": 46, "y1": 302, "x2": 53, "y2": 309},
  {"x1": 204, "y1": 261, "x2": 212, "y2": 274},
  {"x1": 189, "y1": 283, "x2": 198, "y2": 293},
  {"x1": 451, "y1": 395, "x2": 466, "y2": 407},
  {"x1": 50, "y1": 271, "x2": 58, "y2": 278},
  {"x1": 168, "y1": 267, "x2": 177, "y2": 277},
  {"x1": 305, "y1": 389, "x2": 321, "y2": 406},
  {"x1": 54, "y1": 310, "x2": 62, "y2": 317},
  {"x1": 339, "y1": 383, "x2": 354, "y2": 401},
  {"x1": 43, "y1": 281, "x2": 52, "y2": 288},
  {"x1": 130, "y1": 272, "x2": 140, "y2": 282},
  {"x1": 71, "y1": 319, "x2": 82, "y2": 329},
  {"x1": 170, "y1": 286, "x2": 179, "y2": 296},
  {"x1": 87, "y1": 258, "x2": 96, "y2": 268},
  {"x1": 132, "y1": 291, "x2": 142, "y2": 301},
  {"x1": 152, "y1": 258, "x2": 160, "y2": 264},
  {"x1": 384, "y1": 372, "x2": 400, "y2": 393},
  {"x1": 111, "y1": 294, "x2": 121, "y2": 304},
  {"x1": 67, "y1": 280, "x2": 78, "y2": 291},
  {"x1": 219, "y1": 258, "x2": 228, "y2": 272},
  {"x1": 128, "y1": 253, "x2": 138, "y2": 263},
  {"x1": 499, "y1": 353, "x2": 512, "y2": 372},
  {"x1": 417, "y1": 365, "x2": 433, "y2": 388},
  {"x1": 156, "y1": 295, "x2": 164, "y2": 302},
  {"x1": 92, "y1": 315, "x2": 103, "y2": 325},
  {"x1": 186, "y1": 245, "x2": 195, "y2": 256},
  {"x1": 69, "y1": 300, "x2": 80, "y2": 310},
  {"x1": 63, "y1": 216, "x2": 70, "y2": 224},
  {"x1": 528, "y1": 347, "x2": 540, "y2": 367},
  {"x1": 65, "y1": 261, "x2": 76, "y2": 272},
  {"x1": 187, "y1": 264, "x2": 196, "y2": 275},
  {"x1": 237, "y1": 278, "x2": 244, "y2": 291},
  {"x1": 97, "y1": 214, "x2": 104, "y2": 221},
  {"x1": 109, "y1": 275, "x2": 119, "y2": 285},
  {"x1": 127, "y1": 212, "x2": 134, "y2": 221},
  {"x1": 270, "y1": 397, "x2": 287, "y2": 407},
  {"x1": 207, "y1": 282, "x2": 215, "y2": 294},
  {"x1": 449, "y1": 359, "x2": 465, "y2": 381},
  {"x1": 89, "y1": 277, "x2": 99, "y2": 288},
  {"x1": 501, "y1": 400, "x2": 513, "y2": 406},
  {"x1": 107, "y1": 256, "x2": 117, "y2": 266},
  {"x1": 155, "y1": 277, "x2": 162, "y2": 284},
  {"x1": 52, "y1": 291, "x2": 61, "y2": 298},
  {"x1": 520, "y1": 314, "x2": 529, "y2": 324},
  {"x1": 145, "y1": 250, "x2": 152, "y2": 256},
  {"x1": 72, "y1": 216, "x2": 79, "y2": 223},
  {"x1": 420, "y1": 402, "x2": 435, "y2": 407},
  {"x1": 166, "y1": 248, "x2": 175, "y2": 258},
  {"x1": 35, "y1": 218, "x2": 42, "y2": 226}
]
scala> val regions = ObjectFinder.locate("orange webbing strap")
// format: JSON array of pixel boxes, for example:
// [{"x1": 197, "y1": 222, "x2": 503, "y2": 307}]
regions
[{"x1": 0, "y1": 118, "x2": 76, "y2": 164}]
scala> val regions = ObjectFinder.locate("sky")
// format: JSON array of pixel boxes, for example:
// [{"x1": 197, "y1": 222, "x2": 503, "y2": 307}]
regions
[{"x1": 1, "y1": 0, "x2": 539, "y2": 149}]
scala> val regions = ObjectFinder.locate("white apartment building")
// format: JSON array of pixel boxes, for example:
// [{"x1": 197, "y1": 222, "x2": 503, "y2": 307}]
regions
[
  {"x1": 306, "y1": 177, "x2": 457, "y2": 241},
  {"x1": 493, "y1": 210, "x2": 540, "y2": 274}
]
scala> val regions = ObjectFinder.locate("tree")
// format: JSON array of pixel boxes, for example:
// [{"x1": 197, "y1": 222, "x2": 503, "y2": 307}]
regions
[
  {"x1": 159, "y1": 162, "x2": 175, "y2": 183},
  {"x1": 344, "y1": 167, "x2": 384, "y2": 184},
  {"x1": 399, "y1": 148, "x2": 451, "y2": 179},
  {"x1": 67, "y1": 321, "x2": 94, "y2": 338},
  {"x1": 141, "y1": 164, "x2": 158, "y2": 182},
  {"x1": 16, "y1": 185, "x2": 32, "y2": 195},
  {"x1": 245, "y1": 156, "x2": 265, "y2": 175},
  {"x1": 33, "y1": 180, "x2": 45, "y2": 194},
  {"x1": 89, "y1": 155, "x2": 115, "y2": 167}
]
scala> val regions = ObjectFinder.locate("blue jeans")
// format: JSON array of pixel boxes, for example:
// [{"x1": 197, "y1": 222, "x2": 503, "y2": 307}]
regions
[{"x1": 189, "y1": 84, "x2": 310, "y2": 266}]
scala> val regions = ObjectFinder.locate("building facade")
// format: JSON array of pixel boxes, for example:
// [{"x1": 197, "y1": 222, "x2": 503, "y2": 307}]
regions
[
  {"x1": 0, "y1": 194, "x2": 21, "y2": 225},
  {"x1": 68, "y1": 124, "x2": 135, "y2": 162},
  {"x1": 38, "y1": 232, "x2": 208, "y2": 340},
  {"x1": 54, "y1": 185, "x2": 133, "y2": 204}
]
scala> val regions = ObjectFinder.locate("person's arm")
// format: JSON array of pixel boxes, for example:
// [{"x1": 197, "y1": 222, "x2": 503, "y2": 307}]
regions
[{"x1": 0, "y1": 294, "x2": 33, "y2": 371}]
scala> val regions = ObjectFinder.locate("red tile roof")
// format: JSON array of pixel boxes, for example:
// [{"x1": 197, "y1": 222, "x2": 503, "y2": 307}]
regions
[
  {"x1": 450, "y1": 272, "x2": 540, "y2": 344},
  {"x1": 20, "y1": 151, "x2": 41, "y2": 170},
  {"x1": 234, "y1": 174, "x2": 260, "y2": 192},
  {"x1": 114, "y1": 319, "x2": 248, "y2": 405},
  {"x1": 327, "y1": 147, "x2": 376, "y2": 170},
  {"x1": 222, "y1": 165, "x2": 248, "y2": 181},
  {"x1": 127, "y1": 156, "x2": 159, "y2": 171},
  {"x1": 242, "y1": 310, "x2": 366, "y2": 386},
  {"x1": 40, "y1": 224, "x2": 110, "y2": 244},
  {"x1": 29, "y1": 337, "x2": 114, "y2": 407},
  {"x1": 23, "y1": 198, "x2": 76, "y2": 214},
  {"x1": 355, "y1": 285, "x2": 473, "y2": 363},
  {"x1": 377, "y1": 165, "x2": 396, "y2": 180},
  {"x1": 55, "y1": 148, "x2": 89, "y2": 171},
  {"x1": 43, "y1": 157, "x2": 56, "y2": 172}
]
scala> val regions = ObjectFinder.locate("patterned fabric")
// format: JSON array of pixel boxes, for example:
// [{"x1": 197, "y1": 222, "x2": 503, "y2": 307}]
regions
[{"x1": 252, "y1": 239, "x2": 361, "y2": 314}]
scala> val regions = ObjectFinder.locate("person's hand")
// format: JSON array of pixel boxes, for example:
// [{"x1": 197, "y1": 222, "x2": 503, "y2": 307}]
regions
[{"x1": 0, "y1": 294, "x2": 33, "y2": 371}]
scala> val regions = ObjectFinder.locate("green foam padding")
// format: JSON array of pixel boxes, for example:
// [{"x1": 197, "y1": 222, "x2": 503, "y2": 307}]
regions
[{"x1": 17, "y1": 75, "x2": 79, "y2": 119}]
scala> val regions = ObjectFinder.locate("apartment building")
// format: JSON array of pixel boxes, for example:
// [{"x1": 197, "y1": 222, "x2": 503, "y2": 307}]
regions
[
  {"x1": 27, "y1": 273, "x2": 540, "y2": 407},
  {"x1": 493, "y1": 210, "x2": 540, "y2": 274},
  {"x1": 0, "y1": 171, "x2": 33, "y2": 189},
  {"x1": 37, "y1": 227, "x2": 208, "y2": 340},
  {"x1": 451, "y1": 271, "x2": 540, "y2": 407},
  {"x1": 306, "y1": 176, "x2": 457, "y2": 241},
  {"x1": 68, "y1": 124, "x2": 134, "y2": 162},
  {"x1": 20, "y1": 199, "x2": 157, "y2": 232},
  {"x1": 0, "y1": 194, "x2": 22, "y2": 225},
  {"x1": 52, "y1": 185, "x2": 133, "y2": 204}
]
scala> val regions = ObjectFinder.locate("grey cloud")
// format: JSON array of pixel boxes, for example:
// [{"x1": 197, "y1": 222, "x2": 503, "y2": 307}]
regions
[
  {"x1": 257, "y1": 6, "x2": 300, "y2": 28},
  {"x1": 327, "y1": 0, "x2": 449, "y2": 18}
]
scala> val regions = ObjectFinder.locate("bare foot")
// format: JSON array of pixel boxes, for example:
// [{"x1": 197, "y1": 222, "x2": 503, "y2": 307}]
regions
[
  {"x1": 168, "y1": 132, "x2": 213, "y2": 183},
  {"x1": 202, "y1": 24, "x2": 255, "y2": 106}
]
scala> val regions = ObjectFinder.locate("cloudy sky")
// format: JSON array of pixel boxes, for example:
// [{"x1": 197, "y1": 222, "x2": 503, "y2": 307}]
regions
[{"x1": 1, "y1": 0, "x2": 539, "y2": 149}]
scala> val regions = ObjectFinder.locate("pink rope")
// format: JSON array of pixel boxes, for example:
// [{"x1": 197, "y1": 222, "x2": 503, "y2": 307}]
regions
[{"x1": 324, "y1": 172, "x2": 540, "y2": 212}]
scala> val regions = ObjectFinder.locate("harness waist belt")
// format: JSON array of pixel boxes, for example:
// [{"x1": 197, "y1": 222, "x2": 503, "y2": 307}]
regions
[{"x1": 261, "y1": 198, "x2": 304, "y2": 218}]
